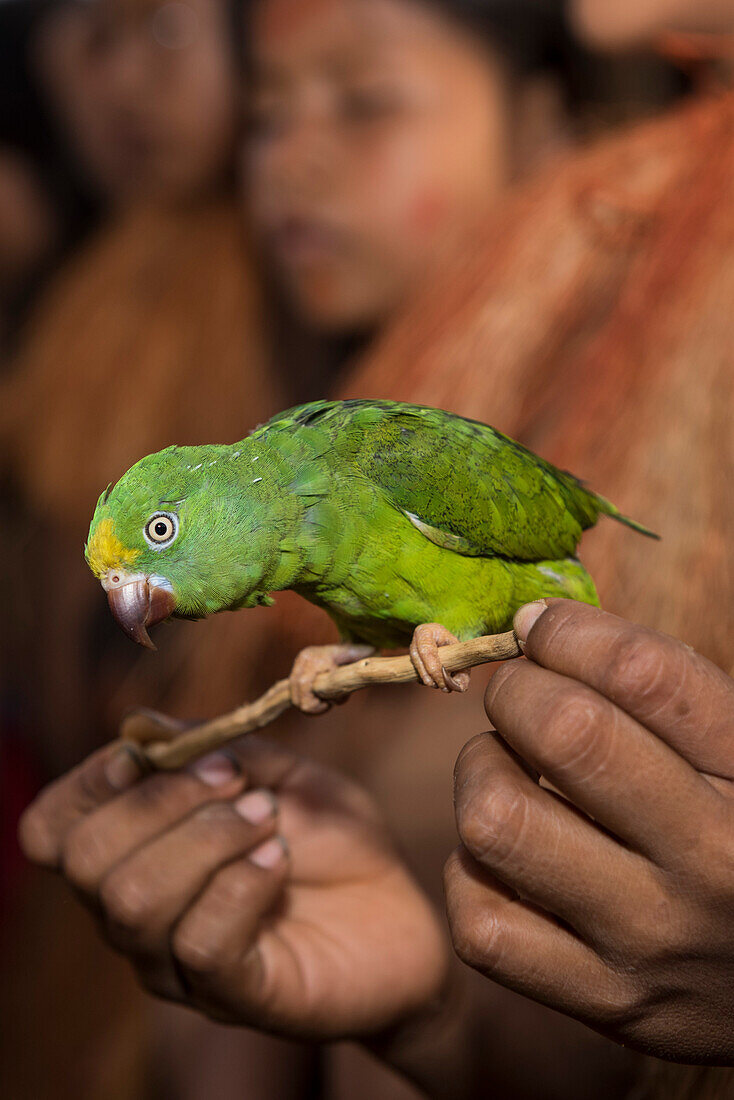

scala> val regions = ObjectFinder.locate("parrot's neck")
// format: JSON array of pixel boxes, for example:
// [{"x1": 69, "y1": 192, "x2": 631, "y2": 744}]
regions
[{"x1": 226, "y1": 432, "x2": 340, "y2": 607}]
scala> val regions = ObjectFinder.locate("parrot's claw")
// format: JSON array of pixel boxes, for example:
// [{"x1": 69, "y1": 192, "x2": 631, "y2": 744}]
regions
[
  {"x1": 289, "y1": 643, "x2": 375, "y2": 715},
  {"x1": 442, "y1": 666, "x2": 466, "y2": 692},
  {"x1": 410, "y1": 624, "x2": 470, "y2": 694}
]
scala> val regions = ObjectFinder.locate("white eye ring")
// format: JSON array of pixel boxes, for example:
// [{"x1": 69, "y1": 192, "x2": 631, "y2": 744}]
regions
[{"x1": 144, "y1": 512, "x2": 178, "y2": 549}]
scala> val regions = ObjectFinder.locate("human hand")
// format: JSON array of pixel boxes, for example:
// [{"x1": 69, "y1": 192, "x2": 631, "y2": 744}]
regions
[
  {"x1": 19, "y1": 735, "x2": 447, "y2": 1041},
  {"x1": 446, "y1": 599, "x2": 734, "y2": 1063}
]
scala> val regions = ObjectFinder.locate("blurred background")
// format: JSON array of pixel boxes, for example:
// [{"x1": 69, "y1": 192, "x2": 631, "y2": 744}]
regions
[{"x1": 1, "y1": 0, "x2": 732, "y2": 1097}]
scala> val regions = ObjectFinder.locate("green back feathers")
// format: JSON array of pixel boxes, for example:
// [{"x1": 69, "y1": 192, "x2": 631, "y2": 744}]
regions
[{"x1": 265, "y1": 400, "x2": 657, "y2": 562}]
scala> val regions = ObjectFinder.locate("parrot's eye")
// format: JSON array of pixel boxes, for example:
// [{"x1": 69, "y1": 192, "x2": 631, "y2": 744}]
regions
[{"x1": 144, "y1": 512, "x2": 178, "y2": 549}]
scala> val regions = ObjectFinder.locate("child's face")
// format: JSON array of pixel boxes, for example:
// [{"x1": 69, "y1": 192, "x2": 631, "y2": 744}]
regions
[
  {"x1": 37, "y1": 0, "x2": 237, "y2": 205},
  {"x1": 246, "y1": 0, "x2": 509, "y2": 331}
]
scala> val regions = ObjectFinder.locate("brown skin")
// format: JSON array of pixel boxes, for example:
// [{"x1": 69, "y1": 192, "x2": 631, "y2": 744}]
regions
[
  {"x1": 19, "y1": 602, "x2": 734, "y2": 1080},
  {"x1": 571, "y1": 0, "x2": 734, "y2": 46},
  {"x1": 447, "y1": 599, "x2": 734, "y2": 1064},
  {"x1": 35, "y1": 0, "x2": 237, "y2": 205},
  {"x1": 18, "y1": 735, "x2": 449, "y2": 1047},
  {"x1": 246, "y1": 0, "x2": 513, "y2": 331}
]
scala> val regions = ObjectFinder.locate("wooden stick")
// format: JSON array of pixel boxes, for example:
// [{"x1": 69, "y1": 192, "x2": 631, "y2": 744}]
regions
[{"x1": 120, "y1": 631, "x2": 521, "y2": 771}]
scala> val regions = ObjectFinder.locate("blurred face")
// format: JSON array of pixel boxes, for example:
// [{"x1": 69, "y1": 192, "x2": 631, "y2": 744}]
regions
[
  {"x1": 571, "y1": 0, "x2": 734, "y2": 47},
  {"x1": 36, "y1": 0, "x2": 237, "y2": 205},
  {"x1": 246, "y1": 0, "x2": 510, "y2": 331},
  {"x1": 0, "y1": 154, "x2": 57, "y2": 298}
]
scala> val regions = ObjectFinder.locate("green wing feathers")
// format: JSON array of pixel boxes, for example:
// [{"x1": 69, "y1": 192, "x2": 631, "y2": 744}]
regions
[{"x1": 269, "y1": 400, "x2": 656, "y2": 563}]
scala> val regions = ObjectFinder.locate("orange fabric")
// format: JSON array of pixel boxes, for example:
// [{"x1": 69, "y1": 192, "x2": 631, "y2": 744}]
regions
[{"x1": 340, "y1": 91, "x2": 734, "y2": 671}]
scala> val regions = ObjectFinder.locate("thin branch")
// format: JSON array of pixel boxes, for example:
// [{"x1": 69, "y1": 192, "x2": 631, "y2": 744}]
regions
[{"x1": 119, "y1": 630, "x2": 521, "y2": 771}]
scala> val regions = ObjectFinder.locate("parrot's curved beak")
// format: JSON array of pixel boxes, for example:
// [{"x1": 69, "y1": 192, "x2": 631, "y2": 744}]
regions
[{"x1": 106, "y1": 577, "x2": 176, "y2": 650}]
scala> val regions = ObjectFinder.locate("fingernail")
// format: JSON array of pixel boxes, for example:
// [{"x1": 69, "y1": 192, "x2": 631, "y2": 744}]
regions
[
  {"x1": 191, "y1": 752, "x2": 239, "y2": 787},
  {"x1": 234, "y1": 789, "x2": 276, "y2": 825},
  {"x1": 104, "y1": 746, "x2": 143, "y2": 792},
  {"x1": 249, "y1": 836, "x2": 287, "y2": 869},
  {"x1": 514, "y1": 600, "x2": 547, "y2": 647}
]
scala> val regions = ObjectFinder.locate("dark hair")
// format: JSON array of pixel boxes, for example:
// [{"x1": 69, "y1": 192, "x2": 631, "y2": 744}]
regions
[
  {"x1": 0, "y1": 0, "x2": 105, "y2": 351},
  {"x1": 0, "y1": 0, "x2": 101, "y2": 230},
  {"x1": 234, "y1": 0, "x2": 579, "y2": 76},
  {"x1": 420, "y1": 0, "x2": 690, "y2": 113},
  {"x1": 422, "y1": 0, "x2": 576, "y2": 76},
  {"x1": 234, "y1": 0, "x2": 687, "y2": 117}
]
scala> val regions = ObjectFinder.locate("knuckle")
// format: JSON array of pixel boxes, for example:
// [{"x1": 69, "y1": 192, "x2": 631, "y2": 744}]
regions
[
  {"x1": 696, "y1": 826, "x2": 734, "y2": 902},
  {"x1": 589, "y1": 980, "x2": 642, "y2": 1030},
  {"x1": 122, "y1": 772, "x2": 204, "y2": 826},
  {"x1": 443, "y1": 849, "x2": 509, "y2": 974},
  {"x1": 544, "y1": 692, "x2": 610, "y2": 776},
  {"x1": 171, "y1": 925, "x2": 223, "y2": 978},
  {"x1": 622, "y1": 897, "x2": 686, "y2": 961},
  {"x1": 209, "y1": 862, "x2": 253, "y2": 911},
  {"x1": 100, "y1": 870, "x2": 151, "y2": 934},
  {"x1": 128, "y1": 773, "x2": 182, "y2": 814},
  {"x1": 603, "y1": 632, "x2": 668, "y2": 707},
  {"x1": 190, "y1": 805, "x2": 248, "y2": 858},
  {"x1": 193, "y1": 802, "x2": 238, "y2": 829},
  {"x1": 599, "y1": 880, "x2": 694, "y2": 976},
  {"x1": 459, "y1": 782, "x2": 529, "y2": 868},
  {"x1": 17, "y1": 803, "x2": 57, "y2": 867},
  {"x1": 451, "y1": 906, "x2": 507, "y2": 974},
  {"x1": 442, "y1": 847, "x2": 466, "y2": 908},
  {"x1": 60, "y1": 823, "x2": 106, "y2": 891},
  {"x1": 76, "y1": 764, "x2": 108, "y2": 808}
]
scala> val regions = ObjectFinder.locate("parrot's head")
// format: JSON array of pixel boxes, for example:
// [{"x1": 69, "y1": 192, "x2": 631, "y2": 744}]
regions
[{"x1": 85, "y1": 445, "x2": 266, "y2": 648}]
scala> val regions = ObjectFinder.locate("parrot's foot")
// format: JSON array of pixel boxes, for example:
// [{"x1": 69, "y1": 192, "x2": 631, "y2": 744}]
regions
[
  {"x1": 289, "y1": 643, "x2": 375, "y2": 715},
  {"x1": 410, "y1": 624, "x2": 470, "y2": 694}
]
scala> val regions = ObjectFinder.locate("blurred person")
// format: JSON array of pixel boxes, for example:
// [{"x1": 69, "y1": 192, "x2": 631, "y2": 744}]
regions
[
  {"x1": 246, "y1": 0, "x2": 577, "y2": 336},
  {"x1": 0, "y1": 0, "x2": 101, "y2": 352},
  {"x1": 244, "y1": 0, "x2": 679, "y2": 344},
  {"x1": 33, "y1": 0, "x2": 239, "y2": 207},
  {"x1": 0, "y1": 0, "x2": 242, "y2": 353}
]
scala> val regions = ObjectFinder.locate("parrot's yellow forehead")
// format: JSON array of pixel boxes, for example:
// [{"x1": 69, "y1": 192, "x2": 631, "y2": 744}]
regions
[{"x1": 86, "y1": 518, "x2": 141, "y2": 579}]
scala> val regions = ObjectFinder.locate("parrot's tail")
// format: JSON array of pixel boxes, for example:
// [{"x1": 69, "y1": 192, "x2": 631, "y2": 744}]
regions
[{"x1": 596, "y1": 495, "x2": 660, "y2": 540}]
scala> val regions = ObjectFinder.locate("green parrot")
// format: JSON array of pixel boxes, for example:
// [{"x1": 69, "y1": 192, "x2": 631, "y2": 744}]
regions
[{"x1": 85, "y1": 399, "x2": 656, "y2": 711}]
